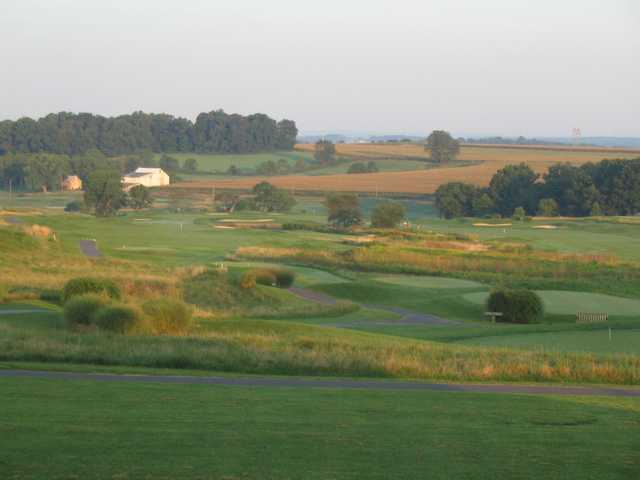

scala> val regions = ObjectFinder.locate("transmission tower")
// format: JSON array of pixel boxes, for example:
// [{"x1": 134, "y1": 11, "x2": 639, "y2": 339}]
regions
[{"x1": 571, "y1": 128, "x2": 582, "y2": 146}]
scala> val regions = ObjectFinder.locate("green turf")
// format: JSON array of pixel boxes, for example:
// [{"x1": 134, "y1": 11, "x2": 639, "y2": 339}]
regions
[
  {"x1": 154, "y1": 151, "x2": 314, "y2": 173},
  {"x1": 0, "y1": 377, "x2": 638, "y2": 479},
  {"x1": 372, "y1": 274, "x2": 482, "y2": 289},
  {"x1": 463, "y1": 290, "x2": 640, "y2": 317},
  {"x1": 418, "y1": 217, "x2": 640, "y2": 261},
  {"x1": 458, "y1": 328, "x2": 640, "y2": 355}
]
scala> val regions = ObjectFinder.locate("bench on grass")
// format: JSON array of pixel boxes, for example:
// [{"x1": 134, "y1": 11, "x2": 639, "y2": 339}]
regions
[
  {"x1": 485, "y1": 312, "x2": 503, "y2": 323},
  {"x1": 576, "y1": 312, "x2": 608, "y2": 323}
]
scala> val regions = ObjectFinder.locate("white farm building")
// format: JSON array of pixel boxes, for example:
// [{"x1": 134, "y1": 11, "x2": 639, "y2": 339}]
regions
[{"x1": 122, "y1": 168, "x2": 170, "y2": 190}]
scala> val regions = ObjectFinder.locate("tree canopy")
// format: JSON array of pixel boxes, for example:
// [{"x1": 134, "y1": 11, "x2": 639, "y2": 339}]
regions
[
  {"x1": 84, "y1": 169, "x2": 125, "y2": 216},
  {"x1": 326, "y1": 193, "x2": 363, "y2": 228},
  {"x1": 425, "y1": 130, "x2": 460, "y2": 163},
  {"x1": 0, "y1": 110, "x2": 297, "y2": 156},
  {"x1": 434, "y1": 158, "x2": 640, "y2": 219},
  {"x1": 371, "y1": 202, "x2": 406, "y2": 228}
]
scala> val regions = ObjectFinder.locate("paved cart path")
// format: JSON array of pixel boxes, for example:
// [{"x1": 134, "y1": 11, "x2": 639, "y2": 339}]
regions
[
  {"x1": 1, "y1": 369, "x2": 638, "y2": 397},
  {"x1": 289, "y1": 287, "x2": 456, "y2": 326},
  {"x1": 79, "y1": 239, "x2": 102, "y2": 258}
]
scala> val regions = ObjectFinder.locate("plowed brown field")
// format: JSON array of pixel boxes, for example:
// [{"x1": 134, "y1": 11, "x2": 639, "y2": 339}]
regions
[{"x1": 176, "y1": 144, "x2": 639, "y2": 195}]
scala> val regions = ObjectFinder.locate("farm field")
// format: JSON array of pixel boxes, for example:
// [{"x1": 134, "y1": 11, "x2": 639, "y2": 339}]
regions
[
  {"x1": 176, "y1": 144, "x2": 640, "y2": 194},
  {"x1": 2, "y1": 377, "x2": 638, "y2": 480}
]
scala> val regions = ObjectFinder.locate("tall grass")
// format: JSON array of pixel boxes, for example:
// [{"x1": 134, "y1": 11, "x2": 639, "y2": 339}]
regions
[{"x1": 1, "y1": 317, "x2": 638, "y2": 385}]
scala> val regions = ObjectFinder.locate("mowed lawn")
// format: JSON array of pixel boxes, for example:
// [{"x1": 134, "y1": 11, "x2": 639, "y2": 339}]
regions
[
  {"x1": 459, "y1": 329, "x2": 640, "y2": 355},
  {"x1": 0, "y1": 377, "x2": 639, "y2": 480}
]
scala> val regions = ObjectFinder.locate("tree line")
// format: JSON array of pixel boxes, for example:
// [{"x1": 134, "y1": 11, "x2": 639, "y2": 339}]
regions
[
  {"x1": 0, "y1": 110, "x2": 297, "y2": 156},
  {"x1": 435, "y1": 158, "x2": 640, "y2": 219}
]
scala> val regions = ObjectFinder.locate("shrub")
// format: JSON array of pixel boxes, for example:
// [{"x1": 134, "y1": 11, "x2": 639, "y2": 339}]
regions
[
  {"x1": 94, "y1": 304, "x2": 143, "y2": 334},
  {"x1": 142, "y1": 298, "x2": 193, "y2": 335},
  {"x1": 487, "y1": 289, "x2": 544, "y2": 324},
  {"x1": 272, "y1": 268, "x2": 296, "y2": 288},
  {"x1": 371, "y1": 202, "x2": 407, "y2": 228},
  {"x1": 247, "y1": 268, "x2": 295, "y2": 288},
  {"x1": 64, "y1": 200, "x2": 84, "y2": 212},
  {"x1": 62, "y1": 277, "x2": 121, "y2": 303},
  {"x1": 239, "y1": 271, "x2": 257, "y2": 290},
  {"x1": 39, "y1": 289, "x2": 62, "y2": 304},
  {"x1": 252, "y1": 269, "x2": 278, "y2": 287},
  {"x1": 64, "y1": 294, "x2": 109, "y2": 328}
]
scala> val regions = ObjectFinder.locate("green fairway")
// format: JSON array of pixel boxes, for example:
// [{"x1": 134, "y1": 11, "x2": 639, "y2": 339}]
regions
[
  {"x1": 228, "y1": 261, "x2": 350, "y2": 286},
  {"x1": 458, "y1": 328, "x2": 640, "y2": 355},
  {"x1": 0, "y1": 377, "x2": 638, "y2": 479},
  {"x1": 418, "y1": 217, "x2": 640, "y2": 261},
  {"x1": 154, "y1": 151, "x2": 314, "y2": 173},
  {"x1": 463, "y1": 290, "x2": 640, "y2": 317},
  {"x1": 372, "y1": 274, "x2": 482, "y2": 289}
]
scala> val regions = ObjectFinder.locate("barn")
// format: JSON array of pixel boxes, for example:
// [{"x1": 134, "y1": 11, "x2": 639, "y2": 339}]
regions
[{"x1": 122, "y1": 168, "x2": 170, "y2": 190}]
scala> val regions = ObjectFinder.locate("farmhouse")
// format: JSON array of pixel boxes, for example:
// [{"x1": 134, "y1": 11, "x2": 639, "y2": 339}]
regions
[
  {"x1": 122, "y1": 167, "x2": 170, "y2": 190},
  {"x1": 62, "y1": 175, "x2": 82, "y2": 191}
]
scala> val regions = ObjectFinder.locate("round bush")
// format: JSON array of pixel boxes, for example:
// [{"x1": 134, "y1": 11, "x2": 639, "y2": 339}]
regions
[
  {"x1": 272, "y1": 268, "x2": 296, "y2": 288},
  {"x1": 239, "y1": 271, "x2": 257, "y2": 290},
  {"x1": 94, "y1": 304, "x2": 142, "y2": 334},
  {"x1": 62, "y1": 277, "x2": 121, "y2": 303},
  {"x1": 252, "y1": 269, "x2": 277, "y2": 287},
  {"x1": 39, "y1": 289, "x2": 62, "y2": 304},
  {"x1": 64, "y1": 294, "x2": 109, "y2": 328},
  {"x1": 487, "y1": 289, "x2": 544, "y2": 324},
  {"x1": 142, "y1": 298, "x2": 193, "y2": 335}
]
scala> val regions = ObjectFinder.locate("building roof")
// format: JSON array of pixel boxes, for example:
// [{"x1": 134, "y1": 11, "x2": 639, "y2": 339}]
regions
[
  {"x1": 136, "y1": 168, "x2": 165, "y2": 174},
  {"x1": 123, "y1": 172, "x2": 153, "y2": 178}
]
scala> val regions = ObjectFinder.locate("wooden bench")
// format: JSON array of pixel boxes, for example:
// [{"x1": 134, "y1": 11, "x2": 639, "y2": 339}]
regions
[
  {"x1": 485, "y1": 312, "x2": 503, "y2": 323},
  {"x1": 576, "y1": 312, "x2": 608, "y2": 323}
]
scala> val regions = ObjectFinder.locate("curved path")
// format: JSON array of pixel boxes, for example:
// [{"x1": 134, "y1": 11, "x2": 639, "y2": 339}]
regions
[
  {"x1": 1, "y1": 369, "x2": 638, "y2": 397},
  {"x1": 289, "y1": 286, "x2": 455, "y2": 326}
]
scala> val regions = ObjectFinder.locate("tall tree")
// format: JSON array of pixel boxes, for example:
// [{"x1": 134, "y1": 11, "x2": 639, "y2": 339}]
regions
[
  {"x1": 425, "y1": 130, "x2": 460, "y2": 163},
  {"x1": 84, "y1": 169, "x2": 125, "y2": 216},
  {"x1": 326, "y1": 193, "x2": 363, "y2": 228},
  {"x1": 314, "y1": 140, "x2": 336, "y2": 165},
  {"x1": 489, "y1": 163, "x2": 540, "y2": 216}
]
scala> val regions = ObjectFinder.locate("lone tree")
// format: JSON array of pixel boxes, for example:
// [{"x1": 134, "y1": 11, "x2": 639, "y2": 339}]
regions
[
  {"x1": 425, "y1": 130, "x2": 460, "y2": 163},
  {"x1": 84, "y1": 169, "x2": 125, "y2": 216},
  {"x1": 326, "y1": 193, "x2": 363, "y2": 228},
  {"x1": 371, "y1": 202, "x2": 406, "y2": 228},
  {"x1": 128, "y1": 184, "x2": 152, "y2": 209},
  {"x1": 252, "y1": 181, "x2": 296, "y2": 212},
  {"x1": 314, "y1": 140, "x2": 336, "y2": 165},
  {"x1": 537, "y1": 198, "x2": 559, "y2": 217}
]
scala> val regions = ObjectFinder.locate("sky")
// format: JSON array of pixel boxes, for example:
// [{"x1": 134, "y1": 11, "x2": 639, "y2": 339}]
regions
[{"x1": 1, "y1": 0, "x2": 638, "y2": 137}]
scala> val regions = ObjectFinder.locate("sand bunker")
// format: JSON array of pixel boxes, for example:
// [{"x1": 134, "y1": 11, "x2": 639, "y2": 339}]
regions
[
  {"x1": 533, "y1": 225, "x2": 559, "y2": 230},
  {"x1": 473, "y1": 223, "x2": 512, "y2": 227},
  {"x1": 215, "y1": 225, "x2": 236, "y2": 230},
  {"x1": 219, "y1": 218, "x2": 273, "y2": 223}
]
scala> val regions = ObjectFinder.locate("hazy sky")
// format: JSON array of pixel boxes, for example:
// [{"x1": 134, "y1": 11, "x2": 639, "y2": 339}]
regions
[{"x1": 1, "y1": 0, "x2": 638, "y2": 136}]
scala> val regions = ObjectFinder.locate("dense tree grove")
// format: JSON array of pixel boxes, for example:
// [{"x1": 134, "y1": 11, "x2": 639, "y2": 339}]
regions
[
  {"x1": 435, "y1": 158, "x2": 640, "y2": 218},
  {"x1": 0, "y1": 110, "x2": 297, "y2": 156}
]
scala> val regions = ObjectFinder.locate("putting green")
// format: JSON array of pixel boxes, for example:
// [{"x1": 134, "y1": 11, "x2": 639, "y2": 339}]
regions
[
  {"x1": 463, "y1": 290, "x2": 640, "y2": 316},
  {"x1": 373, "y1": 274, "x2": 483, "y2": 289},
  {"x1": 228, "y1": 262, "x2": 349, "y2": 286}
]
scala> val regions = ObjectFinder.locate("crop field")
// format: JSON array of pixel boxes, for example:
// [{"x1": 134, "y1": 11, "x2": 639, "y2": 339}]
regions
[{"x1": 177, "y1": 144, "x2": 640, "y2": 194}]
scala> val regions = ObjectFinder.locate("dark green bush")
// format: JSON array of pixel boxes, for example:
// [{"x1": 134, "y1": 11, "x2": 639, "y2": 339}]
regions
[
  {"x1": 272, "y1": 268, "x2": 296, "y2": 288},
  {"x1": 487, "y1": 289, "x2": 544, "y2": 324},
  {"x1": 142, "y1": 298, "x2": 193, "y2": 335},
  {"x1": 62, "y1": 277, "x2": 121, "y2": 303},
  {"x1": 64, "y1": 294, "x2": 109, "y2": 328},
  {"x1": 39, "y1": 289, "x2": 62, "y2": 304},
  {"x1": 94, "y1": 304, "x2": 142, "y2": 334},
  {"x1": 252, "y1": 269, "x2": 278, "y2": 287},
  {"x1": 64, "y1": 200, "x2": 84, "y2": 212}
]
